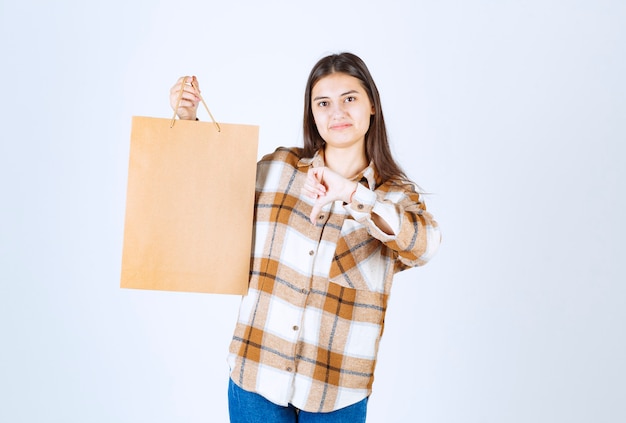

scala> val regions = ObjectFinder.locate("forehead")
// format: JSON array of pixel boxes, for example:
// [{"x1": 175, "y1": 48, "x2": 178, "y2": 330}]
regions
[{"x1": 311, "y1": 73, "x2": 365, "y2": 95}]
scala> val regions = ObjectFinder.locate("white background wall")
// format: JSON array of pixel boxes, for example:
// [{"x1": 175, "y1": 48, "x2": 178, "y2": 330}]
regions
[{"x1": 1, "y1": 0, "x2": 624, "y2": 422}]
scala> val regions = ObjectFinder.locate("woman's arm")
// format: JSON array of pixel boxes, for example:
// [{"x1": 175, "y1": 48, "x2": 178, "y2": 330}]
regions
[
  {"x1": 302, "y1": 167, "x2": 441, "y2": 268},
  {"x1": 348, "y1": 181, "x2": 441, "y2": 268}
]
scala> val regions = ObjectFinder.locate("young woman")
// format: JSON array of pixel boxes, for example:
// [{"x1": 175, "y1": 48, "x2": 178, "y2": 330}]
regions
[{"x1": 169, "y1": 52, "x2": 441, "y2": 423}]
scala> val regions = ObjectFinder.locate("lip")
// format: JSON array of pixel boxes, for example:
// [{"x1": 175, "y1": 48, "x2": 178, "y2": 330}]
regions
[{"x1": 329, "y1": 123, "x2": 352, "y2": 130}]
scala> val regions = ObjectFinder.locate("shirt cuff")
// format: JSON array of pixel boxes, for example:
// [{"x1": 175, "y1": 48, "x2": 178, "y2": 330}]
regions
[
  {"x1": 348, "y1": 184, "x2": 376, "y2": 214},
  {"x1": 347, "y1": 184, "x2": 401, "y2": 238}
]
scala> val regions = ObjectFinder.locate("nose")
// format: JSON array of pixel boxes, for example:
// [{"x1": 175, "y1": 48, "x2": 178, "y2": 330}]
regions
[{"x1": 331, "y1": 103, "x2": 346, "y2": 119}]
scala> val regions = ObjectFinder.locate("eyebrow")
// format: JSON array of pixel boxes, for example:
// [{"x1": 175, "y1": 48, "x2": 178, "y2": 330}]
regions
[{"x1": 313, "y1": 90, "x2": 360, "y2": 101}]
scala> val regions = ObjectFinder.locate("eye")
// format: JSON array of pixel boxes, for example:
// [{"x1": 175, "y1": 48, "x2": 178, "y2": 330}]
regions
[
  {"x1": 317, "y1": 100, "x2": 329, "y2": 107},
  {"x1": 344, "y1": 96, "x2": 356, "y2": 103}
]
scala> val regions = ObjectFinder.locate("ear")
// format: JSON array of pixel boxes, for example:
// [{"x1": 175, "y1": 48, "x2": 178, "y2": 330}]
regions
[{"x1": 371, "y1": 105, "x2": 375, "y2": 115}]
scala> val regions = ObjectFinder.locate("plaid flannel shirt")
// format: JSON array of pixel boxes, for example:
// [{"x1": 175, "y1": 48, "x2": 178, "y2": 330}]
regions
[{"x1": 228, "y1": 147, "x2": 441, "y2": 412}]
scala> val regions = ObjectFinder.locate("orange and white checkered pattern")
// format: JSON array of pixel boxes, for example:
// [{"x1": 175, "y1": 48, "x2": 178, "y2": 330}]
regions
[{"x1": 228, "y1": 147, "x2": 441, "y2": 413}]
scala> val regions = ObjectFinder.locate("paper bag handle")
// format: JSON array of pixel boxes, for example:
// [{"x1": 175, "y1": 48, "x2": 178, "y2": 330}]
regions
[{"x1": 171, "y1": 77, "x2": 221, "y2": 132}]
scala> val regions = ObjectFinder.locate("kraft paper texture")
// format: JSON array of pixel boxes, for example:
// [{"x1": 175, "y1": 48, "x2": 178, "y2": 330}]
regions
[{"x1": 121, "y1": 116, "x2": 258, "y2": 295}]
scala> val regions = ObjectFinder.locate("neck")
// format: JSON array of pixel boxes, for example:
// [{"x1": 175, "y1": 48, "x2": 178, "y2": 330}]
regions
[{"x1": 323, "y1": 145, "x2": 368, "y2": 179}]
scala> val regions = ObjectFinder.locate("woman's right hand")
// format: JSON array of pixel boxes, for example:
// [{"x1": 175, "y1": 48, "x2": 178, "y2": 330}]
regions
[{"x1": 169, "y1": 76, "x2": 201, "y2": 120}]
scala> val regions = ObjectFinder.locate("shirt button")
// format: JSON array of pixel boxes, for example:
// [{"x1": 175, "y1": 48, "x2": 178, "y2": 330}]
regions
[
  {"x1": 292, "y1": 325, "x2": 299, "y2": 331},
  {"x1": 308, "y1": 250, "x2": 315, "y2": 256},
  {"x1": 357, "y1": 204, "x2": 364, "y2": 210}
]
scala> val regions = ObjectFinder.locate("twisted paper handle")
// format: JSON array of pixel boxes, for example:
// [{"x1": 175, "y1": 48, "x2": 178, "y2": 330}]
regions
[{"x1": 171, "y1": 77, "x2": 221, "y2": 132}]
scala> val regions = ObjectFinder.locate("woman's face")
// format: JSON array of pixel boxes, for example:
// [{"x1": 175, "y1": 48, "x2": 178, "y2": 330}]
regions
[{"x1": 311, "y1": 73, "x2": 374, "y2": 151}]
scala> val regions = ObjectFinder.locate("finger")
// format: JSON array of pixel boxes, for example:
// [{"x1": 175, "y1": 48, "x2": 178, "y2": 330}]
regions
[
  {"x1": 191, "y1": 75, "x2": 201, "y2": 93},
  {"x1": 310, "y1": 203, "x2": 322, "y2": 225},
  {"x1": 179, "y1": 91, "x2": 200, "y2": 106},
  {"x1": 181, "y1": 86, "x2": 201, "y2": 102},
  {"x1": 309, "y1": 167, "x2": 324, "y2": 182},
  {"x1": 182, "y1": 76, "x2": 200, "y2": 97},
  {"x1": 179, "y1": 99, "x2": 198, "y2": 109},
  {"x1": 301, "y1": 183, "x2": 318, "y2": 199},
  {"x1": 186, "y1": 76, "x2": 202, "y2": 98},
  {"x1": 170, "y1": 76, "x2": 189, "y2": 93},
  {"x1": 173, "y1": 93, "x2": 200, "y2": 112},
  {"x1": 171, "y1": 95, "x2": 197, "y2": 111},
  {"x1": 307, "y1": 169, "x2": 326, "y2": 195},
  {"x1": 303, "y1": 182, "x2": 325, "y2": 198},
  {"x1": 170, "y1": 77, "x2": 200, "y2": 99}
]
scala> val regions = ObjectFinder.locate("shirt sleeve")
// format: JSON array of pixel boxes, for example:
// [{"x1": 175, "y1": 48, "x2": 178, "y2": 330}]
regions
[{"x1": 344, "y1": 182, "x2": 441, "y2": 269}]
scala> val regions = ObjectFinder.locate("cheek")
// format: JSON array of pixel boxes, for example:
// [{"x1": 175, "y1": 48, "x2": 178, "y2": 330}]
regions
[
  {"x1": 358, "y1": 111, "x2": 372, "y2": 129},
  {"x1": 312, "y1": 112, "x2": 325, "y2": 131}
]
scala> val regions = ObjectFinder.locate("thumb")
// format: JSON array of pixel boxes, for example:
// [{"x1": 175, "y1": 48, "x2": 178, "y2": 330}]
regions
[
  {"x1": 191, "y1": 75, "x2": 201, "y2": 94},
  {"x1": 310, "y1": 202, "x2": 322, "y2": 225}
]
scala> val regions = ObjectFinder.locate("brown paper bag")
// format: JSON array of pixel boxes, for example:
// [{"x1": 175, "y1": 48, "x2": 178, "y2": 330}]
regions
[{"x1": 121, "y1": 114, "x2": 258, "y2": 295}]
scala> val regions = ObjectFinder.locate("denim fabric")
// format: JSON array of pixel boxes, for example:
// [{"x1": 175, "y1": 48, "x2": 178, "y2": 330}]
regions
[{"x1": 228, "y1": 378, "x2": 368, "y2": 423}]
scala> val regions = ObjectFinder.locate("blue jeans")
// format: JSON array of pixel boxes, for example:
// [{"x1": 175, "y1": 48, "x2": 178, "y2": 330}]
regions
[{"x1": 228, "y1": 378, "x2": 368, "y2": 423}]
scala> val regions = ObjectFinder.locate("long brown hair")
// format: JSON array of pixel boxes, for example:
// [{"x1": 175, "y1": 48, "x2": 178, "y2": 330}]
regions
[{"x1": 302, "y1": 52, "x2": 410, "y2": 185}]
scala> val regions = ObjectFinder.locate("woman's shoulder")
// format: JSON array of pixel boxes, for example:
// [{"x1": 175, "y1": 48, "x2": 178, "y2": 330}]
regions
[{"x1": 259, "y1": 146, "x2": 305, "y2": 166}]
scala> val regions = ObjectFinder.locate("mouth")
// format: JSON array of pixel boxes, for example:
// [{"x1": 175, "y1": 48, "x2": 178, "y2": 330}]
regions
[{"x1": 329, "y1": 123, "x2": 352, "y2": 130}]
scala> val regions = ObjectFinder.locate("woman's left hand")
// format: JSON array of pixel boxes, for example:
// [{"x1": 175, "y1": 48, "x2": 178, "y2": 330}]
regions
[{"x1": 303, "y1": 167, "x2": 357, "y2": 225}]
